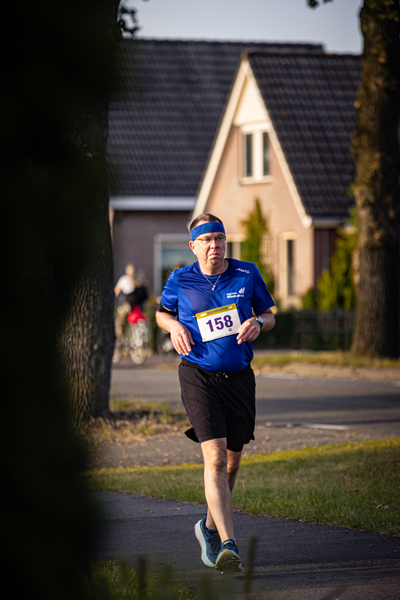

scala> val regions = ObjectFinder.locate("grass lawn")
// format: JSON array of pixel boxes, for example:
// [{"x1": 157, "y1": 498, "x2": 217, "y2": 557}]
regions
[
  {"x1": 251, "y1": 350, "x2": 400, "y2": 370},
  {"x1": 90, "y1": 559, "x2": 194, "y2": 600},
  {"x1": 86, "y1": 438, "x2": 400, "y2": 536},
  {"x1": 152, "y1": 350, "x2": 400, "y2": 373}
]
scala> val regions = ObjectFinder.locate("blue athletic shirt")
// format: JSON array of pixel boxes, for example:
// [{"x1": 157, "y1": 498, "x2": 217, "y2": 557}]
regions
[{"x1": 160, "y1": 259, "x2": 275, "y2": 373}]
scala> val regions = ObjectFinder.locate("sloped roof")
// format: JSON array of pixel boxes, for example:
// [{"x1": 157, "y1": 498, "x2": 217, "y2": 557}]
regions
[
  {"x1": 248, "y1": 51, "x2": 360, "y2": 217},
  {"x1": 107, "y1": 39, "x2": 324, "y2": 199}
]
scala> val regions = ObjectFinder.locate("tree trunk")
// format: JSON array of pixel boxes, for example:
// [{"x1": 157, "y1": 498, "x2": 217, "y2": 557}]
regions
[
  {"x1": 351, "y1": 0, "x2": 400, "y2": 358},
  {"x1": 58, "y1": 0, "x2": 121, "y2": 426}
]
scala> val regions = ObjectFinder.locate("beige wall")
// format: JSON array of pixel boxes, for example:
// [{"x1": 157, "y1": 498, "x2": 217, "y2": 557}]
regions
[{"x1": 205, "y1": 125, "x2": 314, "y2": 308}]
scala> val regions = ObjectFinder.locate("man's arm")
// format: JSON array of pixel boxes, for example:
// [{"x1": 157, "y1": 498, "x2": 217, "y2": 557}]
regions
[
  {"x1": 236, "y1": 308, "x2": 275, "y2": 345},
  {"x1": 156, "y1": 307, "x2": 194, "y2": 356}
]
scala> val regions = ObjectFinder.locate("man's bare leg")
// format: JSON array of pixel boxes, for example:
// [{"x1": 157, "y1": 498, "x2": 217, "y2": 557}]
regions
[{"x1": 201, "y1": 438, "x2": 241, "y2": 542}]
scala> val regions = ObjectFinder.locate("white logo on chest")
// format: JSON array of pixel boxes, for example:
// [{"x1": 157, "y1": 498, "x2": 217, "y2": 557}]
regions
[{"x1": 227, "y1": 287, "x2": 245, "y2": 299}]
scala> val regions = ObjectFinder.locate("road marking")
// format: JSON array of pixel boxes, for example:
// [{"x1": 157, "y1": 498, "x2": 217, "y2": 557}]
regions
[
  {"x1": 262, "y1": 374, "x2": 299, "y2": 380},
  {"x1": 286, "y1": 423, "x2": 351, "y2": 430}
]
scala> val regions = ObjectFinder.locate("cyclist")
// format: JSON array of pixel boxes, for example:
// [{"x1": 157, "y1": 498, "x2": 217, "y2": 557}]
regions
[{"x1": 114, "y1": 264, "x2": 148, "y2": 361}]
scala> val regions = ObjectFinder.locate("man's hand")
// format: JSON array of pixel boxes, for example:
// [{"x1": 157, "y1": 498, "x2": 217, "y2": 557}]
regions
[
  {"x1": 236, "y1": 309, "x2": 275, "y2": 345},
  {"x1": 156, "y1": 308, "x2": 194, "y2": 356},
  {"x1": 169, "y1": 321, "x2": 194, "y2": 356},
  {"x1": 236, "y1": 317, "x2": 261, "y2": 345}
]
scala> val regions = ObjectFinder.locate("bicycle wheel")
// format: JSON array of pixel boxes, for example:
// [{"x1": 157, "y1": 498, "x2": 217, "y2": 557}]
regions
[
  {"x1": 112, "y1": 318, "x2": 123, "y2": 363},
  {"x1": 128, "y1": 322, "x2": 148, "y2": 365},
  {"x1": 112, "y1": 352, "x2": 122, "y2": 364},
  {"x1": 156, "y1": 328, "x2": 176, "y2": 355}
]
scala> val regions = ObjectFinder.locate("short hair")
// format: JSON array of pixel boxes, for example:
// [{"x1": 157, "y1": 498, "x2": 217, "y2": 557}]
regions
[{"x1": 190, "y1": 213, "x2": 223, "y2": 231}]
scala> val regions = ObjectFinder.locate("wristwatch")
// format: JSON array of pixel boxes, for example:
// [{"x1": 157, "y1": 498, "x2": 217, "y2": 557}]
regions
[{"x1": 255, "y1": 315, "x2": 264, "y2": 329}]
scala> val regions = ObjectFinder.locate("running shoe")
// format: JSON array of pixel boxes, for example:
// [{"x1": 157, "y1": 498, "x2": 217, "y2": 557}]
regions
[
  {"x1": 214, "y1": 539, "x2": 242, "y2": 573},
  {"x1": 194, "y1": 517, "x2": 221, "y2": 567}
]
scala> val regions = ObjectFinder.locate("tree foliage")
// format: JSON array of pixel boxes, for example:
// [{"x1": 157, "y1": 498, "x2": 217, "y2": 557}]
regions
[
  {"x1": 241, "y1": 198, "x2": 275, "y2": 294},
  {"x1": 307, "y1": 0, "x2": 334, "y2": 8},
  {"x1": 318, "y1": 211, "x2": 358, "y2": 310},
  {"x1": 118, "y1": 1, "x2": 140, "y2": 36},
  {"x1": 302, "y1": 210, "x2": 358, "y2": 311}
]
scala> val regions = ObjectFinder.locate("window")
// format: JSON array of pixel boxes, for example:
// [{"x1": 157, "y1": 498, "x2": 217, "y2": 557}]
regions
[
  {"x1": 287, "y1": 239, "x2": 294, "y2": 296},
  {"x1": 244, "y1": 133, "x2": 253, "y2": 177},
  {"x1": 313, "y1": 228, "x2": 338, "y2": 286},
  {"x1": 160, "y1": 242, "x2": 195, "y2": 286},
  {"x1": 279, "y1": 232, "x2": 297, "y2": 306},
  {"x1": 226, "y1": 240, "x2": 242, "y2": 260},
  {"x1": 154, "y1": 235, "x2": 197, "y2": 294},
  {"x1": 263, "y1": 132, "x2": 270, "y2": 176},
  {"x1": 241, "y1": 129, "x2": 272, "y2": 182}
]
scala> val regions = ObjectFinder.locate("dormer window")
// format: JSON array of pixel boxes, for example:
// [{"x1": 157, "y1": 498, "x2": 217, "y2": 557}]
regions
[{"x1": 240, "y1": 127, "x2": 272, "y2": 183}]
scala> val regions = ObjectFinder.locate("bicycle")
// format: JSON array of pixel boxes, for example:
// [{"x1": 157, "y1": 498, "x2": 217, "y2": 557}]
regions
[
  {"x1": 156, "y1": 327, "x2": 177, "y2": 356},
  {"x1": 113, "y1": 305, "x2": 149, "y2": 365}
]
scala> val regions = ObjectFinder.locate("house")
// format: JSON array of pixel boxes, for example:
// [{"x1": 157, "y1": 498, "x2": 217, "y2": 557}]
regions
[
  {"x1": 107, "y1": 39, "x2": 325, "y2": 297},
  {"x1": 191, "y1": 50, "x2": 360, "y2": 308},
  {"x1": 107, "y1": 39, "x2": 359, "y2": 305}
]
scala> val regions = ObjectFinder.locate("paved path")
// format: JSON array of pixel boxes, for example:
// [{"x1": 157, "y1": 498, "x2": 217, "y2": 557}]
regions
[{"x1": 92, "y1": 491, "x2": 400, "y2": 599}]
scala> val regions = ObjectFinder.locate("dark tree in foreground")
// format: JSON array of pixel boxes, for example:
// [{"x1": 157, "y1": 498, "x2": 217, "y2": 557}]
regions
[
  {"x1": 57, "y1": 0, "x2": 122, "y2": 426},
  {"x1": 2, "y1": 0, "x2": 122, "y2": 597},
  {"x1": 59, "y1": 0, "x2": 139, "y2": 427},
  {"x1": 309, "y1": 0, "x2": 400, "y2": 358}
]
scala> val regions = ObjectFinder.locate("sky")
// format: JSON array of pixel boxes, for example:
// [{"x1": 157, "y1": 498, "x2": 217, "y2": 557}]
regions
[{"x1": 126, "y1": 0, "x2": 364, "y2": 54}]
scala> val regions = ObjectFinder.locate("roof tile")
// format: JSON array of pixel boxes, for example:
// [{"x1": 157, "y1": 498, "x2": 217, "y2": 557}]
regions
[
  {"x1": 107, "y1": 39, "x2": 324, "y2": 199},
  {"x1": 248, "y1": 51, "x2": 360, "y2": 217}
]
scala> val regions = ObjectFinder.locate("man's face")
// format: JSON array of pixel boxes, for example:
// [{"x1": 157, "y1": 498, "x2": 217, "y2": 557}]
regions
[{"x1": 189, "y1": 220, "x2": 226, "y2": 270}]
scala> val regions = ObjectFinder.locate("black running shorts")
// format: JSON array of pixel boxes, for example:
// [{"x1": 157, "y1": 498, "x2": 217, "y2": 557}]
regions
[{"x1": 178, "y1": 358, "x2": 256, "y2": 452}]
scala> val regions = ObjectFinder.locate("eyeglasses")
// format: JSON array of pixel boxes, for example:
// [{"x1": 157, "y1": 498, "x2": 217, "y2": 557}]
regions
[{"x1": 195, "y1": 235, "x2": 226, "y2": 245}]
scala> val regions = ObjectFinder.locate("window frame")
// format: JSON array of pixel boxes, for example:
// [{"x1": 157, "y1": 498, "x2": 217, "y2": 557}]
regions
[
  {"x1": 153, "y1": 234, "x2": 197, "y2": 295},
  {"x1": 225, "y1": 234, "x2": 243, "y2": 260},
  {"x1": 279, "y1": 231, "x2": 298, "y2": 304},
  {"x1": 239, "y1": 125, "x2": 273, "y2": 184}
]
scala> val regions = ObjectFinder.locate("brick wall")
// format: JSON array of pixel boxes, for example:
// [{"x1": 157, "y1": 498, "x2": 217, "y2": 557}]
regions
[{"x1": 112, "y1": 210, "x2": 191, "y2": 294}]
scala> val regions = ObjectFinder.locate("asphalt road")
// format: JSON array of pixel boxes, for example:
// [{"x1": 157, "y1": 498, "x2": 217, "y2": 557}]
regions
[{"x1": 110, "y1": 364, "x2": 400, "y2": 439}]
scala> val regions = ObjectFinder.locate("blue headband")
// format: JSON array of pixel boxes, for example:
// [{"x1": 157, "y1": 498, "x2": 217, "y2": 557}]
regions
[{"x1": 190, "y1": 222, "x2": 225, "y2": 241}]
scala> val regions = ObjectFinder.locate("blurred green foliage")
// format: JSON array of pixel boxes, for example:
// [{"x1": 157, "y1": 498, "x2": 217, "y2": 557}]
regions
[
  {"x1": 302, "y1": 208, "x2": 358, "y2": 311},
  {"x1": 241, "y1": 198, "x2": 275, "y2": 294}
]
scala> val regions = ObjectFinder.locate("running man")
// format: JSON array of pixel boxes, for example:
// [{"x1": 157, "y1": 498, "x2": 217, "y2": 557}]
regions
[{"x1": 156, "y1": 213, "x2": 275, "y2": 573}]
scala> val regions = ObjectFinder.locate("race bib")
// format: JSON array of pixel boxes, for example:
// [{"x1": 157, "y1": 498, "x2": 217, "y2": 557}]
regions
[{"x1": 196, "y1": 304, "x2": 241, "y2": 342}]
